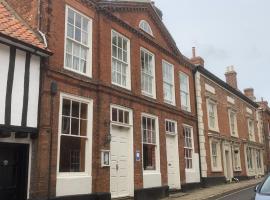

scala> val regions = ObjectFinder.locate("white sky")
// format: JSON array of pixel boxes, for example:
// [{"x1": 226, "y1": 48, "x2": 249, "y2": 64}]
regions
[{"x1": 154, "y1": 0, "x2": 270, "y2": 102}]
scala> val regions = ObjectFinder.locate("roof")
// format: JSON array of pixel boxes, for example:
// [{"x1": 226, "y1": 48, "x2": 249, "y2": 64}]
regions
[
  {"x1": 0, "y1": 1, "x2": 51, "y2": 55},
  {"x1": 195, "y1": 66, "x2": 259, "y2": 108}
]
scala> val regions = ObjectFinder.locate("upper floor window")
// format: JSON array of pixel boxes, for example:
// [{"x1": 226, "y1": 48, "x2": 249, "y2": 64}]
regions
[
  {"x1": 229, "y1": 109, "x2": 238, "y2": 137},
  {"x1": 139, "y1": 20, "x2": 153, "y2": 36},
  {"x1": 162, "y1": 60, "x2": 175, "y2": 105},
  {"x1": 142, "y1": 115, "x2": 158, "y2": 171},
  {"x1": 183, "y1": 125, "x2": 193, "y2": 169},
  {"x1": 248, "y1": 119, "x2": 255, "y2": 141},
  {"x1": 207, "y1": 99, "x2": 219, "y2": 131},
  {"x1": 65, "y1": 6, "x2": 92, "y2": 76},
  {"x1": 141, "y1": 48, "x2": 156, "y2": 98},
  {"x1": 112, "y1": 30, "x2": 131, "y2": 89},
  {"x1": 165, "y1": 120, "x2": 177, "y2": 135},
  {"x1": 180, "y1": 72, "x2": 190, "y2": 111}
]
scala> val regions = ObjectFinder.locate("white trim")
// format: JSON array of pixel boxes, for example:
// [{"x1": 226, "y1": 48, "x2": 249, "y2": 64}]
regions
[
  {"x1": 205, "y1": 83, "x2": 215, "y2": 94},
  {"x1": 232, "y1": 145, "x2": 242, "y2": 172},
  {"x1": 0, "y1": 135, "x2": 32, "y2": 199},
  {"x1": 139, "y1": 20, "x2": 153, "y2": 36},
  {"x1": 228, "y1": 109, "x2": 238, "y2": 137},
  {"x1": 111, "y1": 30, "x2": 131, "y2": 90},
  {"x1": 209, "y1": 138, "x2": 223, "y2": 172},
  {"x1": 227, "y1": 96, "x2": 235, "y2": 104},
  {"x1": 183, "y1": 124, "x2": 195, "y2": 172},
  {"x1": 206, "y1": 98, "x2": 219, "y2": 132},
  {"x1": 64, "y1": 5, "x2": 93, "y2": 78},
  {"x1": 165, "y1": 119, "x2": 177, "y2": 136},
  {"x1": 56, "y1": 93, "x2": 93, "y2": 196},
  {"x1": 140, "y1": 47, "x2": 156, "y2": 99}
]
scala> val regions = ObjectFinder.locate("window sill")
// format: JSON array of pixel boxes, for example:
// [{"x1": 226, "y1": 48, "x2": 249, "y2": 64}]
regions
[
  {"x1": 211, "y1": 168, "x2": 223, "y2": 172},
  {"x1": 208, "y1": 127, "x2": 220, "y2": 133},
  {"x1": 112, "y1": 82, "x2": 131, "y2": 91},
  {"x1": 64, "y1": 66, "x2": 92, "y2": 79},
  {"x1": 234, "y1": 169, "x2": 242, "y2": 172},
  {"x1": 143, "y1": 170, "x2": 161, "y2": 175},
  {"x1": 57, "y1": 172, "x2": 90, "y2": 178},
  {"x1": 142, "y1": 91, "x2": 156, "y2": 99},
  {"x1": 111, "y1": 121, "x2": 132, "y2": 128},
  {"x1": 185, "y1": 168, "x2": 195, "y2": 173}
]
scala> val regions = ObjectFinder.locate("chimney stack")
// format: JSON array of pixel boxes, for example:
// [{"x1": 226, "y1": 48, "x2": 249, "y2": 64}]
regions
[
  {"x1": 259, "y1": 98, "x2": 269, "y2": 109},
  {"x1": 190, "y1": 47, "x2": 204, "y2": 67},
  {"x1": 244, "y1": 88, "x2": 256, "y2": 101},
  {"x1": 225, "y1": 66, "x2": 238, "y2": 89}
]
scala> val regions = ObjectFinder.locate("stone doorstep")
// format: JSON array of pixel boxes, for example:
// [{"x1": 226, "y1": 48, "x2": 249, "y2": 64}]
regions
[{"x1": 163, "y1": 178, "x2": 263, "y2": 200}]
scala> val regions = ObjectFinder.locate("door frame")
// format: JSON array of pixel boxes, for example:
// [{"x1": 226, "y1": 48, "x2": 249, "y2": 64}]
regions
[
  {"x1": 165, "y1": 119, "x2": 181, "y2": 189},
  {"x1": 222, "y1": 142, "x2": 233, "y2": 181},
  {"x1": 0, "y1": 137, "x2": 31, "y2": 199},
  {"x1": 110, "y1": 104, "x2": 134, "y2": 198}
]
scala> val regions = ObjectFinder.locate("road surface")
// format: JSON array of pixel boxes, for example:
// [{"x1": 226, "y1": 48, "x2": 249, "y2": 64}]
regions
[{"x1": 210, "y1": 186, "x2": 256, "y2": 200}]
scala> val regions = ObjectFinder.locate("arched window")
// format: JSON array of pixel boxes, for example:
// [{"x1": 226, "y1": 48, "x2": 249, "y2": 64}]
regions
[{"x1": 139, "y1": 20, "x2": 153, "y2": 36}]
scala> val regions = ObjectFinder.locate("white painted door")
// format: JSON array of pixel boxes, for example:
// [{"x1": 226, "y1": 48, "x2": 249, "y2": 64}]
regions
[
  {"x1": 166, "y1": 134, "x2": 181, "y2": 189},
  {"x1": 225, "y1": 150, "x2": 233, "y2": 181},
  {"x1": 110, "y1": 126, "x2": 131, "y2": 198}
]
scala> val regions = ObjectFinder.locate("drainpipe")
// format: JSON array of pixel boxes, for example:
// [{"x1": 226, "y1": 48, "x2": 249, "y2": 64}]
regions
[{"x1": 192, "y1": 67, "x2": 203, "y2": 185}]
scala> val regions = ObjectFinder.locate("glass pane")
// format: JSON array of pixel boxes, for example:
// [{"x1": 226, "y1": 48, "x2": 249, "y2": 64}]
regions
[
  {"x1": 75, "y1": 27, "x2": 81, "y2": 42},
  {"x1": 112, "y1": 108, "x2": 118, "y2": 122},
  {"x1": 112, "y1": 46, "x2": 117, "y2": 58},
  {"x1": 72, "y1": 101, "x2": 80, "y2": 117},
  {"x1": 118, "y1": 109, "x2": 124, "y2": 123},
  {"x1": 80, "y1": 119, "x2": 87, "y2": 137},
  {"x1": 118, "y1": 36, "x2": 122, "y2": 48},
  {"x1": 75, "y1": 13, "x2": 82, "y2": 28},
  {"x1": 123, "y1": 51, "x2": 127, "y2": 62},
  {"x1": 67, "y1": 24, "x2": 74, "y2": 38},
  {"x1": 112, "y1": 33, "x2": 117, "y2": 45},
  {"x1": 73, "y1": 57, "x2": 80, "y2": 70},
  {"x1": 71, "y1": 118, "x2": 79, "y2": 135},
  {"x1": 62, "y1": 99, "x2": 71, "y2": 116},
  {"x1": 81, "y1": 46, "x2": 87, "y2": 60},
  {"x1": 62, "y1": 116, "x2": 70, "y2": 135},
  {"x1": 82, "y1": 31, "x2": 88, "y2": 45},
  {"x1": 73, "y1": 43, "x2": 80, "y2": 57},
  {"x1": 123, "y1": 40, "x2": 127, "y2": 50},
  {"x1": 142, "y1": 117, "x2": 146, "y2": 129},
  {"x1": 66, "y1": 40, "x2": 72, "y2": 54},
  {"x1": 118, "y1": 48, "x2": 122, "y2": 60},
  {"x1": 82, "y1": 18, "x2": 88, "y2": 31},
  {"x1": 124, "y1": 111, "x2": 129, "y2": 124},
  {"x1": 59, "y1": 135, "x2": 86, "y2": 172},
  {"x1": 66, "y1": 53, "x2": 72, "y2": 68},
  {"x1": 81, "y1": 103, "x2": 88, "y2": 119},
  {"x1": 68, "y1": 9, "x2": 75, "y2": 24},
  {"x1": 143, "y1": 144, "x2": 155, "y2": 170},
  {"x1": 80, "y1": 60, "x2": 86, "y2": 73}
]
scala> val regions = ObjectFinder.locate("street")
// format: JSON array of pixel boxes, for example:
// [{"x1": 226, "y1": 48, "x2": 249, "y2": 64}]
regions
[{"x1": 209, "y1": 186, "x2": 256, "y2": 200}]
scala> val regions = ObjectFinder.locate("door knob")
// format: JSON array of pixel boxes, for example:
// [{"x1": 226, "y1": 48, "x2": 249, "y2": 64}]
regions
[
  {"x1": 116, "y1": 164, "x2": 119, "y2": 171},
  {"x1": 168, "y1": 163, "x2": 172, "y2": 166}
]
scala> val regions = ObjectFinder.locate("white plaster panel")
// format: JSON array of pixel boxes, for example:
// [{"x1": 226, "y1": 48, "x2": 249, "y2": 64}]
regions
[
  {"x1": 227, "y1": 96, "x2": 235, "y2": 104},
  {"x1": 205, "y1": 83, "x2": 215, "y2": 94},
  {"x1": 0, "y1": 44, "x2": 10, "y2": 124},
  {"x1": 11, "y1": 50, "x2": 26, "y2": 126},
  {"x1": 56, "y1": 176, "x2": 92, "y2": 196},
  {"x1": 185, "y1": 153, "x2": 200, "y2": 183},
  {"x1": 143, "y1": 172, "x2": 161, "y2": 188},
  {"x1": 246, "y1": 107, "x2": 253, "y2": 114},
  {"x1": 27, "y1": 55, "x2": 40, "y2": 127}
]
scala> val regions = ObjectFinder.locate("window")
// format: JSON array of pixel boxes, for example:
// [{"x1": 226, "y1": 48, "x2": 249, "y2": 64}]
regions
[
  {"x1": 139, "y1": 20, "x2": 153, "y2": 36},
  {"x1": 112, "y1": 30, "x2": 130, "y2": 89},
  {"x1": 183, "y1": 126, "x2": 193, "y2": 169},
  {"x1": 229, "y1": 110, "x2": 238, "y2": 136},
  {"x1": 210, "y1": 139, "x2": 222, "y2": 171},
  {"x1": 142, "y1": 116, "x2": 157, "y2": 170},
  {"x1": 59, "y1": 98, "x2": 89, "y2": 172},
  {"x1": 268, "y1": 122, "x2": 270, "y2": 137},
  {"x1": 162, "y1": 61, "x2": 175, "y2": 104},
  {"x1": 247, "y1": 147, "x2": 253, "y2": 170},
  {"x1": 248, "y1": 119, "x2": 255, "y2": 141},
  {"x1": 141, "y1": 48, "x2": 155, "y2": 97},
  {"x1": 111, "y1": 107, "x2": 130, "y2": 125},
  {"x1": 165, "y1": 120, "x2": 177, "y2": 135},
  {"x1": 211, "y1": 142, "x2": 218, "y2": 168},
  {"x1": 207, "y1": 100, "x2": 218, "y2": 131},
  {"x1": 180, "y1": 72, "x2": 190, "y2": 111},
  {"x1": 256, "y1": 149, "x2": 262, "y2": 169},
  {"x1": 233, "y1": 147, "x2": 241, "y2": 171},
  {"x1": 65, "y1": 6, "x2": 92, "y2": 76}
]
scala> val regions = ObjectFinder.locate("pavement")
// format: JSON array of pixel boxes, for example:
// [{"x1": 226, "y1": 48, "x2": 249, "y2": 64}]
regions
[{"x1": 163, "y1": 178, "x2": 263, "y2": 200}]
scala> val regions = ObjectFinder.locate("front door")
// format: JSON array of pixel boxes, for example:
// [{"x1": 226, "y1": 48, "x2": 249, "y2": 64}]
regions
[
  {"x1": 166, "y1": 134, "x2": 181, "y2": 189},
  {"x1": 0, "y1": 143, "x2": 29, "y2": 200},
  {"x1": 110, "y1": 126, "x2": 132, "y2": 198},
  {"x1": 225, "y1": 150, "x2": 232, "y2": 181}
]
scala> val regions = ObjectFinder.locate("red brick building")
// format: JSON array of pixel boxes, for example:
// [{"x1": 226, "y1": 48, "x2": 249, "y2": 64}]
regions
[
  {"x1": 192, "y1": 51, "x2": 265, "y2": 186},
  {"x1": 5, "y1": 0, "x2": 201, "y2": 199}
]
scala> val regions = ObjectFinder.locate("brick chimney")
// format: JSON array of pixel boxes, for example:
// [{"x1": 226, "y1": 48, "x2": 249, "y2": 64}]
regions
[
  {"x1": 190, "y1": 47, "x2": 204, "y2": 67},
  {"x1": 225, "y1": 66, "x2": 238, "y2": 89},
  {"x1": 244, "y1": 88, "x2": 256, "y2": 101},
  {"x1": 258, "y1": 98, "x2": 269, "y2": 110}
]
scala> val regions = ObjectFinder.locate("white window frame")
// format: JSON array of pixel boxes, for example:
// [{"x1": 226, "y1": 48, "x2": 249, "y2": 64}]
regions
[
  {"x1": 210, "y1": 139, "x2": 222, "y2": 172},
  {"x1": 232, "y1": 146, "x2": 241, "y2": 171},
  {"x1": 207, "y1": 99, "x2": 219, "y2": 132},
  {"x1": 111, "y1": 30, "x2": 131, "y2": 90},
  {"x1": 64, "y1": 5, "x2": 93, "y2": 77},
  {"x1": 248, "y1": 118, "x2": 255, "y2": 141},
  {"x1": 183, "y1": 124, "x2": 194, "y2": 171},
  {"x1": 139, "y1": 20, "x2": 153, "y2": 36},
  {"x1": 140, "y1": 47, "x2": 156, "y2": 98},
  {"x1": 141, "y1": 113, "x2": 160, "y2": 174},
  {"x1": 162, "y1": 60, "x2": 175, "y2": 105},
  {"x1": 57, "y1": 93, "x2": 93, "y2": 179},
  {"x1": 180, "y1": 72, "x2": 191, "y2": 112},
  {"x1": 228, "y1": 109, "x2": 238, "y2": 137},
  {"x1": 165, "y1": 119, "x2": 177, "y2": 136},
  {"x1": 110, "y1": 105, "x2": 132, "y2": 128},
  {"x1": 256, "y1": 149, "x2": 262, "y2": 170},
  {"x1": 246, "y1": 147, "x2": 253, "y2": 170}
]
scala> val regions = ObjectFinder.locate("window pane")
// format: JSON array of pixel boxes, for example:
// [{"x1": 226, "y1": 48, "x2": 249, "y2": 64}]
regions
[
  {"x1": 59, "y1": 135, "x2": 86, "y2": 172},
  {"x1": 75, "y1": 27, "x2": 81, "y2": 42},
  {"x1": 75, "y1": 13, "x2": 81, "y2": 28},
  {"x1": 143, "y1": 144, "x2": 156, "y2": 170},
  {"x1": 80, "y1": 119, "x2": 87, "y2": 137},
  {"x1": 80, "y1": 103, "x2": 88, "y2": 119},
  {"x1": 71, "y1": 118, "x2": 79, "y2": 135},
  {"x1": 66, "y1": 54, "x2": 72, "y2": 68},
  {"x1": 82, "y1": 18, "x2": 88, "y2": 31},
  {"x1": 67, "y1": 24, "x2": 74, "y2": 38},
  {"x1": 66, "y1": 39, "x2": 72, "y2": 54},
  {"x1": 118, "y1": 109, "x2": 124, "y2": 123},
  {"x1": 68, "y1": 9, "x2": 75, "y2": 24},
  {"x1": 62, "y1": 116, "x2": 70, "y2": 135},
  {"x1": 82, "y1": 31, "x2": 88, "y2": 45},
  {"x1": 112, "y1": 108, "x2": 118, "y2": 122},
  {"x1": 62, "y1": 99, "x2": 71, "y2": 116},
  {"x1": 124, "y1": 111, "x2": 129, "y2": 124},
  {"x1": 72, "y1": 101, "x2": 80, "y2": 117}
]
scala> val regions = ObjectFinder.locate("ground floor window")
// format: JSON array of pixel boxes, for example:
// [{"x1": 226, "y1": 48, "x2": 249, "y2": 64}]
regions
[
  {"x1": 247, "y1": 147, "x2": 253, "y2": 170},
  {"x1": 210, "y1": 139, "x2": 222, "y2": 171},
  {"x1": 59, "y1": 95, "x2": 91, "y2": 173},
  {"x1": 256, "y1": 149, "x2": 262, "y2": 169},
  {"x1": 233, "y1": 146, "x2": 241, "y2": 171},
  {"x1": 183, "y1": 125, "x2": 193, "y2": 169}
]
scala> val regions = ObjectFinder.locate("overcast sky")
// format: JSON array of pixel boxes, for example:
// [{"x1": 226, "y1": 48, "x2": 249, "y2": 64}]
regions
[{"x1": 154, "y1": 0, "x2": 270, "y2": 102}]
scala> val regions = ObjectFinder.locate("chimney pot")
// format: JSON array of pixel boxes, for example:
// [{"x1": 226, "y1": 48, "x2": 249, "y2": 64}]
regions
[
  {"x1": 190, "y1": 47, "x2": 204, "y2": 67},
  {"x1": 192, "y1": 47, "x2": 196, "y2": 58}
]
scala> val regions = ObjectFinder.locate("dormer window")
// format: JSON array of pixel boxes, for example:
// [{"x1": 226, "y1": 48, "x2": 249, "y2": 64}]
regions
[{"x1": 139, "y1": 20, "x2": 153, "y2": 36}]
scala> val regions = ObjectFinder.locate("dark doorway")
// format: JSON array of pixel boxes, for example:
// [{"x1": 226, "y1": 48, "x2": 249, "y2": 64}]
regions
[{"x1": 0, "y1": 142, "x2": 29, "y2": 200}]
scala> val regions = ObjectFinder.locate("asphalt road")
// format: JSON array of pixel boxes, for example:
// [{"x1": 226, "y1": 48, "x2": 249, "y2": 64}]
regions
[{"x1": 210, "y1": 186, "x2": 256, "y2": 200}]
